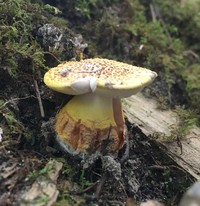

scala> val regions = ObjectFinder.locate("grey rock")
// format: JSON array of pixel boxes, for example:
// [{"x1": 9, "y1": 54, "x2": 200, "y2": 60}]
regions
[
  {"x1": 37, "y1": 24, "x2": 63, "y2": 51},
  {"x1": 101, "y1": 155, "x2": 121, "y2": 181}
]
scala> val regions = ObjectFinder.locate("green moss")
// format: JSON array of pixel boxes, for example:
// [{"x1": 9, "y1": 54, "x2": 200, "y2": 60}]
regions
[
  {"x1": 152, "y1": 0, "x2": 200, "y2": 113},
  {"x1": 170, "y1": 106, "x2": 199, "y2": 140},
  {"x1": 155, "y1": 106, "x2": 198, "y2": 142},
  {"x1": 50, "y1": 16, "x2": 68, "y2": 28},
  {"x1": 155, "y1": 0, "x2": 200, "y2": 49},
  {"x1": 184, "y1": 64, "x2": 200, "y2": 90},
  {"x1": 183, "y1": 64, "x2": 200, "y2": 111},
  {"x1": 28, "y1": 160, "x2": 54, "y2": 179},
  {"x1": 43, "y1": 4, "x2": 62, "y2": 15},
  {"x1": 75, "y1": 0, "x2": 98, "y2": 19},
  {"x1": 79, "y1": 170, "x2": 91, "y2": 189},
  {"x1": 0, "y1": 0, "x2": 72, "y2": 78},
  {"x1": 0, "y1": 0, "x2": 47, "y2": 77},
  {"x1": 0, "y1": 99, "x2": 30, "y2": 138}
]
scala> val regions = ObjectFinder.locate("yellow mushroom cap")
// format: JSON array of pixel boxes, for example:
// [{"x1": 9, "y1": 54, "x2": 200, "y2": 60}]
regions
[{"x1": 44, "y1": 58, "x2": 157, "y2": 98}]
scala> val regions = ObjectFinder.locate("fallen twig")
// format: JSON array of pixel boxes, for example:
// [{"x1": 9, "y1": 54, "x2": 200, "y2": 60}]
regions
[
  {"x1": 0, "y1": 95, "x2": 36, "y2": 110},
  {"x1": 150, "y1": 4, "x2": 156, "y2": 22},
  {"x1": 33, "y1": 77, "x2": 45, "y2": 118}
]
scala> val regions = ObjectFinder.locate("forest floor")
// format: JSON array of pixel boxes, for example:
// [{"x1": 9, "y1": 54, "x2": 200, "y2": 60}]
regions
[{"x1": 0, "y1": 0, "x2": 200, "y2": 205}]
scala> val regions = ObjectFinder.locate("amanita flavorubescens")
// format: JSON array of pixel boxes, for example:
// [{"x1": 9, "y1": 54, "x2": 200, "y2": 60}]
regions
[{"x1": 44, "y1": 58, "x2": 157, "y2": 155}]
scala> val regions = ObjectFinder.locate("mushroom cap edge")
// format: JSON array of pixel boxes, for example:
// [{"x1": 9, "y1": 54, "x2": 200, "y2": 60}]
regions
[{"x1": 43, "y1": 58, "x2": 157, "y2": 97}]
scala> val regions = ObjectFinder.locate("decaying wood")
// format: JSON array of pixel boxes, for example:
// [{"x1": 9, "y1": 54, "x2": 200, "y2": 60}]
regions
[{"x1": 123, "y1": 93, "x2": 200, "y2": 179}]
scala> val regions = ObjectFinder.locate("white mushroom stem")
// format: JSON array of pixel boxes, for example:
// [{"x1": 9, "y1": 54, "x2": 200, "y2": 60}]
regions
[
  {"x1": 65, "y1": 93, "x2": 114, "y2": 124},
  {"x1": 67, "y1": 93, "x2": 125, "y2": 132}
]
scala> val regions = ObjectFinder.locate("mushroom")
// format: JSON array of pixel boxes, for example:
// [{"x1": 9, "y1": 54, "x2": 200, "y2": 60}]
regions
[{"x1": 44, "y1": 58, "x2": 157, "y2": 155}]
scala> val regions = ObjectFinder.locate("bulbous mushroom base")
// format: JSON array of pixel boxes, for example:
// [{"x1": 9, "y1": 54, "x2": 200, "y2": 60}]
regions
[{"x1": 55, "y1": 93, "x2": 125, "y2": 155}]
